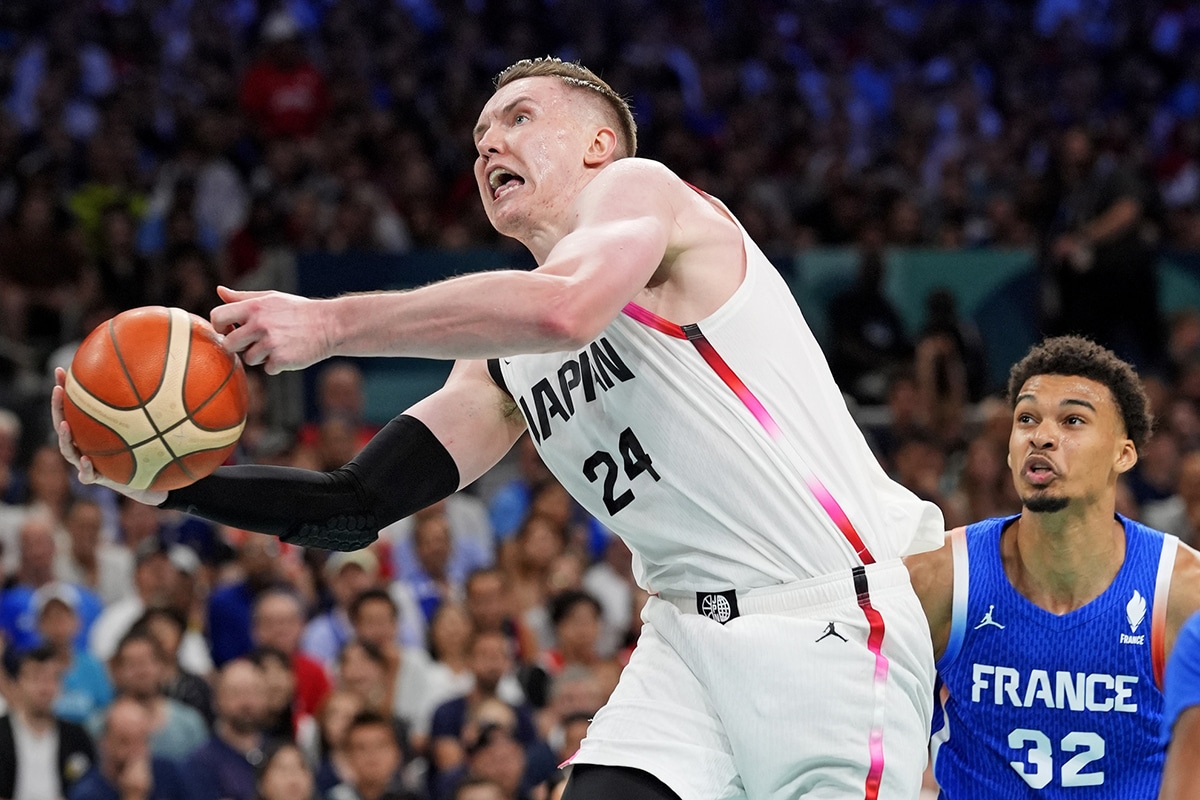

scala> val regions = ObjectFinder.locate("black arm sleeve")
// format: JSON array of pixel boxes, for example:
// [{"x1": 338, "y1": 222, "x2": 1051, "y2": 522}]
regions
[{"x1": 159, "y1": 414, "x2": 460, "y2": 551}]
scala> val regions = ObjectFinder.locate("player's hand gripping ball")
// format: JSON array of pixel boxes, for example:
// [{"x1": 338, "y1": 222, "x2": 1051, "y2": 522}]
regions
[{"x1": 62, "y1": 306, "x2": 248, "y2": 491}]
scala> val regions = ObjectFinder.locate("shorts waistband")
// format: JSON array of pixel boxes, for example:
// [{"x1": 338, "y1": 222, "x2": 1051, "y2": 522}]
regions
[{"x1": 654, "y1": 558, "x2": 910, "y2": 623}]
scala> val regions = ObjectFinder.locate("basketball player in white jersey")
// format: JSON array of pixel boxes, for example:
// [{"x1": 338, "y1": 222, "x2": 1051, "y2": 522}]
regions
[{"x1": 53, "y1": 58, "x2": 944, "y2": 800}]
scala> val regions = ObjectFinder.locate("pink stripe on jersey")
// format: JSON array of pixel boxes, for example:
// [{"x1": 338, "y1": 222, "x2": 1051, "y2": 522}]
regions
[
  {"x1": 857, "y1": 580, "x2": 890, "y2": 800},
  {"x1": 687, "y1": 334, "x2": 783, "y2": 438},
  {"x1": 621, "y1": 302, "x2": 687, "y2": 339},
  {"x1": 625, "y1": 297, "x2": 890, "y2": 799},
  {"x1": 621, "y1": 301, "x2": 876, "y2": 565}
]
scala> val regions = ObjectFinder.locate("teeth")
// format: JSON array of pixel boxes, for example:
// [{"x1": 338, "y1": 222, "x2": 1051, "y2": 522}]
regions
[{"x1": 489, "y1": 169, "x2": 514, "y2": 190}]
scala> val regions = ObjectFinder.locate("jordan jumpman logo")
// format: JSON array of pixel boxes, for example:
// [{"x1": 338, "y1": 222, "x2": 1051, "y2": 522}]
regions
[
  {"x1": 974, "y1": 604, "x2": 1005, "y2": 630},
  {"x1": 816, "y1": 621, "x2": 848, "y2": 642}
]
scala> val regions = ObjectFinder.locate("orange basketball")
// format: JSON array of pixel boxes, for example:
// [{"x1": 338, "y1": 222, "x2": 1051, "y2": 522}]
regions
[{"x1": 63, "y1": 306, "x2": 248, "y2": 491}]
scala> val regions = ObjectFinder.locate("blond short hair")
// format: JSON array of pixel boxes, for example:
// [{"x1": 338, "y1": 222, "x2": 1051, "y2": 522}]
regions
[{"x1": 495, "y1": 57, "x2": 637, "y2": 158}]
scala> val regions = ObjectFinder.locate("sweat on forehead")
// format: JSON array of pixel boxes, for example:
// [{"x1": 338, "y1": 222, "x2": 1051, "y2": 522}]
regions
[{"x1": 492, "y1": 58, "x2": 637, "y2": 157}]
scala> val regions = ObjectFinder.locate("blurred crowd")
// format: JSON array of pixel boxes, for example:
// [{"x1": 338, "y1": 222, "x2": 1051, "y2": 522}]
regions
[
  {"x1": 0, "y1": 0, "x2": 1199, "y2": 373},
  {"x1": 0, "y1": 359, "x2": 637, "y2": 800},
  {"x1": 2, "y1": 1, "x2": 1200, "y2": 799}
]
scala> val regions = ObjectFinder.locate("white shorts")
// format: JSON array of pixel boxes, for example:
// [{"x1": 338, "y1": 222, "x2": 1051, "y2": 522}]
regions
[{"x1": 572, "y1": 559, "x2": 934, "y2": 800}]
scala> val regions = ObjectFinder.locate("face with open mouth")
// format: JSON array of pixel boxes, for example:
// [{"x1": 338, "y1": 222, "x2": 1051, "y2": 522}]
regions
[
  {"x1": 1008, "y1": 374, "x2": 1136, "y2": 514},
  {"x1": 472, "y1": 77, "x2": 593, "y2": 237}
]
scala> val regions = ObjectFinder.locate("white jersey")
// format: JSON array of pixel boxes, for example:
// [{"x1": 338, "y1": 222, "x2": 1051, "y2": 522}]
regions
[{"x1": 494, "y1": 195, "x2": 943, "y2": 592}]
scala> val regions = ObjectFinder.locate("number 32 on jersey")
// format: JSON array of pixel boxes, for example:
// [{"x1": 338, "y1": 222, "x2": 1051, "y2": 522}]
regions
[{"x1": 1009, "y1": 728, "x2": 1104, "y2": 789}]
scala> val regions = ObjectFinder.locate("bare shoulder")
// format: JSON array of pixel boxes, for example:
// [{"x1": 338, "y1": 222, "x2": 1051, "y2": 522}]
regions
[
  {"x1": 573, "y1": 158, "x2": 739, "y2": 279},
  {"x1": 904, "y1": 530, "x2": 959, "y2": 658},
  {"x1": 593, "y1": 157, "x2": 681, "y2": 186},
  {"x1": 576, "y1": 158, "x2": 695, "y2": 215},
  {"x1": 905, "y1": 533, "x2": 955, "y2": 606},
  {"x1": 1170, "y1": 542, "x2": 1200, "y2": 614},
  {"x1": 1168, "y1": 542, "x2": 1200, "y2": 656}
]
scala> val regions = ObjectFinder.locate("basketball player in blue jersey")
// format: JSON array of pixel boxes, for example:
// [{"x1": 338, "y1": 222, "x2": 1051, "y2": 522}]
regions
[
  {"x1": 53, "y1": 58, "x2": 947, "y2": 799},
  {"x1": 1159, "y1": 610, "x2": 1200, "y2": 798},
  {"x1": 906, "y1": 336, "x2": 1200, "y2": 799}
]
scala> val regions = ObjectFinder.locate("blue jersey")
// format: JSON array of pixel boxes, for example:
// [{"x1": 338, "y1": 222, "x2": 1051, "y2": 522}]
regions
[{"x1": 932, "y1": 515, "x2": 1177, "y2": 799}]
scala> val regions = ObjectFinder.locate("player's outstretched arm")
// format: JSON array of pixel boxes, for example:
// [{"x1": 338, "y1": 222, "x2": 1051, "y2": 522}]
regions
[
  {"x1": 211, "y1": 160, "x2": 677, "y2": 374},
  {"x1": 53, "y1": 361, "x2": 525, "y2": 550}
]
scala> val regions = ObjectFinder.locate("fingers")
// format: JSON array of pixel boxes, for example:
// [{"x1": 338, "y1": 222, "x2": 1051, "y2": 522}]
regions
[
  {"x1": 212, "y1": 287, "x2": 276, "y2": 334},
  {"x1": 51, "y1": 384, "x2": 65, "y2": 429},
  {"x1": 219, "y1": 323, "x2": 261, "y2": 355},
  {"x1": 210, "y1": 300, "x2": 248, "y2": 336},
  {"x1": 240, "y1": 341, "x2": 275, "y2": 372},
  {"x1": 77, "y1": 455, "x2": 99, "y2": 485},
  {"x1": 216, "y1": 285, "x2": 271, "y2": 302}
]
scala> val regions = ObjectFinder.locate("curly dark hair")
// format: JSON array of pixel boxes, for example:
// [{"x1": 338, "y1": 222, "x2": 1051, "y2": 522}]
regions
[{"x1": 1006, "y1": 335, "x2": 1152, "y2": 450}]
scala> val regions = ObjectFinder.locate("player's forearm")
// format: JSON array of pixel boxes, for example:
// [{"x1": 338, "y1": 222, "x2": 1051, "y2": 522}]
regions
[
  {"x1": 327, "y1": 270, "x2": 602, "y2": 359},
  {"x1": 159, "y1": 415, "x2": 459, "y2": 550}
]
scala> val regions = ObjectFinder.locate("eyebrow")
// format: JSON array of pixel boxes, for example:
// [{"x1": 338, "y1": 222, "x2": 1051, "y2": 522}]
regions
[
  {"x1": 473, "y1": 96, "x2": 534, "y2": 141},
  {"x1": 1014, "y1": 393, "x2": 1097, "y2": 412}
]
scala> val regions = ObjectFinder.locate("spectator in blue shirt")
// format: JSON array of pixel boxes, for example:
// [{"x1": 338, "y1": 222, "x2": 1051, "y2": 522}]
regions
[
  {"x1": 486, "y1": 436, "x2": 551, "y2": 542},
  {"x1": 253, "y1": 741, "x2": 317, "y2": 800},
  {"x1": 69, "y1": 696, "x2": 191, "y2": 800},
  {"x1": 0, "y1": 514, "x2": 102, "y2": 652},
  {"x1": 207, "y1": 534, "x2": 280, "y2": 666},
  {"x1": 89, "y1": 630, "x2": 208, "y2": 762},
  {"x1": 32, "y1": 581, "x2": 112, "y2": 724},
  {"x1": 184, "y1": 658, "x2": 272, "y2": 800},
  {"x1": 301, "y1": 549, "x2": 380, "y2": 669}
]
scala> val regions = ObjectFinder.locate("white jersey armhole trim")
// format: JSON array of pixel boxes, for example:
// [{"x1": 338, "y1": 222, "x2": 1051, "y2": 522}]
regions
[
  {"x1": 942, "y1": 526, "x2": 970, "y2": 668},
  {"x1": 1153, "y1": 533, "x2": 1180, "y2": 690}
]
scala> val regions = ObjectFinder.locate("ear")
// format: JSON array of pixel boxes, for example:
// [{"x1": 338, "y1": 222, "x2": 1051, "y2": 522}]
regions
[
  {"x1": 1114, "y1": 438, "x2": 1138, "y2": 475},
  {"x1": 583, "y1": 126, "x2": 618, "y2": 167}
]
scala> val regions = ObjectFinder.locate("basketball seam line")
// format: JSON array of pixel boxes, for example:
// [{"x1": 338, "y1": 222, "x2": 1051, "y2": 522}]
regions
[
  {"x1": 100, "y1": 309, "x2": 244, "y2": 488},
  {"x1": 110, "y1": 312, "x2": 184, "y2": 483},
  {"x1": 168, "y1": 320, "x2": 245, "y2": 481},
  {"x1": 68, "y1": 378, "x2": 242, "y2": 453}
]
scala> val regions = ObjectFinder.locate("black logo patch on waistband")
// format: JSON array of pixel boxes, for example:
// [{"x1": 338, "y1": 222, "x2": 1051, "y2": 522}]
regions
[{"x1": 697, "y1": 590, "x2": 739, "y2": 623}]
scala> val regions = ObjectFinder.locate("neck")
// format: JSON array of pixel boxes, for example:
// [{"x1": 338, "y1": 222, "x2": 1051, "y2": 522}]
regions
[
  {"x1": 17, "y1": 706, "x2": 54, "y2": 735},
  {"x1": 1004, "y1": 502, "x2": 1124, "y2": 614},
  {"x1": 470, "y1": 684, "x2": 499, "y2": 703},
  {"x1": 562, "y1": 645, "x2": 594, "y2": 664},
  {"x1": 136, "y1": 695, "x2": 163, "y2": 718},
  {"x1": 216, "y1": 720, "x2": 261, "y2": 754},
  {"x1": 524, "y1": 226, "x2": 564, "y2": 265},
  {"x1": 512, "y1": 172, "x2": 597, "y2": 264},
  {"x1": 357, "y1": 777, "x2": 387, "y2": 800},
  {"x1": 16, "y1": 705, "x2": 52, "y2": 738},
  {"x1": 19, "y1": 570, "x2": 50, "y2": 588}
]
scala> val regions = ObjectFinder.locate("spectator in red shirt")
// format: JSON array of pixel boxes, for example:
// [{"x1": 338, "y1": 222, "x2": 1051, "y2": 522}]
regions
[
  {"x1": 251, "y1": 588, "x2": 331, "y2": 718},
  {"x1": 238, "y1": 11, "x2": 330, "y2": 141},
  {"x1": 295, "y1": 361, "x2": 382, "y2": 455}
]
